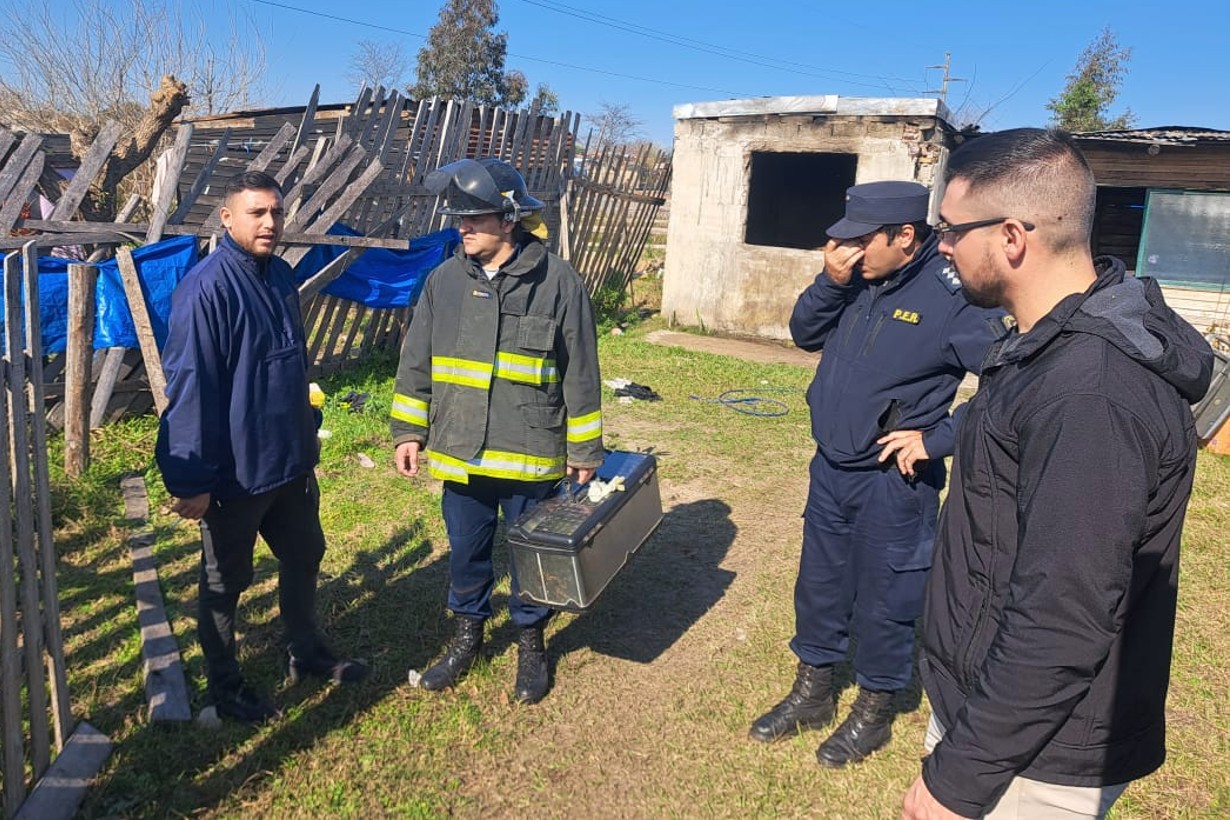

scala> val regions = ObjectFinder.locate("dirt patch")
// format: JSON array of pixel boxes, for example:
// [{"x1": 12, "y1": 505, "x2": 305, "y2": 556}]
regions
[{"x1": 644, "y1": 330, "x2": 819, "y2": 368}]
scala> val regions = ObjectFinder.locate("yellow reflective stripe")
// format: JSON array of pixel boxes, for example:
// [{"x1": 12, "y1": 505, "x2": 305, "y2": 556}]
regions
[
  {"x1": 567, "y1": 409, "x2": 603, "y2": 443},
  {"x1": 390, "y1": 393, "x2": 429, "y2": 426},
  {"x1": 494, "y1": 351, "x2": 559, "y2": 385},
  {"x1": 426, "y1": 454, "x2": 471, "y2": 484},
  {"x1": 428, "y1": 449, "x2": 566, "y2": 483},
  {"x1": 431, "y1": 356, "x2": 493, "y2": 389}
]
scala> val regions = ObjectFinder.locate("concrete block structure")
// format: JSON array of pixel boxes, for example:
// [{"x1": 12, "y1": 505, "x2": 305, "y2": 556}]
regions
[{"x1": 662, "y1": 95, "x2": 956, "y2": 340}]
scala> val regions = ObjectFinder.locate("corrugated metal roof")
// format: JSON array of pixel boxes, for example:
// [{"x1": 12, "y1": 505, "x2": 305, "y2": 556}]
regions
[{"x1": 1074, "y1": 126, "x2": 1230, "y2": 145}]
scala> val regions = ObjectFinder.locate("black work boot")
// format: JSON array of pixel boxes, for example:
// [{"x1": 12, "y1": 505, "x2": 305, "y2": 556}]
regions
[
  {"x1": 514, "y1": 626, "x2": 549, "y2": 705},
  {"x1": 748, "y1": 662, "x2": 836, "y2": 743},
  {"x1": 211, "y1": 681, "x2": 280, "y2": 724},
  {"x1": 816, "y1": 688, "x2": 897, "y2": 767},
  {"x1": 288, "y1": 644, "x2": 370, "y2": 684},
  {"x1": 420, "y1": 615, "x2": 484, "y2": 691}
]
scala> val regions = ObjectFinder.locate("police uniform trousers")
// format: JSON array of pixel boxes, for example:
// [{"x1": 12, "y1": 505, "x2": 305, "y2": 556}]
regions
[
  {"x1": 441, "y1": 475, "x2": 557, "y2": 629},
  {"x1": 198, "y1": 473, "x2": 326, "y2": 693},
  {"x1": 790, "y1": 449, "x2": 942, "y2": 691}
]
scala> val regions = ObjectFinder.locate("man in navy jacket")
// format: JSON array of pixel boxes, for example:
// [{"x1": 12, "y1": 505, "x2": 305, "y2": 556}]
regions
[
  {"x1": 157, "y1": 171, "x2": 366, "y2": 723},
  {"x1": 750, "y1": 182, "x2": 1005, "y2": 767}
]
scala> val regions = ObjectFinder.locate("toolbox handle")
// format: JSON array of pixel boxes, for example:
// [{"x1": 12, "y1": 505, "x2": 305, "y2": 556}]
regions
[{"x1": 553, "y1": 477, "x2": 589, "y2": 504}]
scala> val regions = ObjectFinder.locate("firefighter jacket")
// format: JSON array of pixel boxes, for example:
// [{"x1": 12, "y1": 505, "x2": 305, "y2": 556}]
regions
[
  {"x1": 156, "y1": 232, "x2": 319, "y2": 500},
  {"x1": 390, "y1": 239, "x2": 603, "y2": 484},
  {"x1": 790, "y1": 235, "x2": 1006, "y2": 468}
]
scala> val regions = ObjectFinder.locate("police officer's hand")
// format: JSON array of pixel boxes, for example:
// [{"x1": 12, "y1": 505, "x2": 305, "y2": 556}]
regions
[
  {"x1": 877, "y1": 429, "x2": 929, "y2": 478},
  {"x1": 823, "y1": 239, "x2": 864, "y2": 286},
  {"x1": 567, "y1": 465, "x2": 596, "y2": 486},
  {"x1": 395, "y1": 441, "x2": 421, "y2": 477},
  {"x1": 171, "y1": 493, "x2": 211, "y2": 521},
  {"x1": 901, "y1": 775, "x2": 965, "y2": 819}
]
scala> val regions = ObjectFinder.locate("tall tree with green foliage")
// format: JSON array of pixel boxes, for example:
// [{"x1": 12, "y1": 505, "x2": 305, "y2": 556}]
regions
[
  {"x1": 1047, "y1": 28, "x2": 1135, "y2": 132},
  {"x1": 412, "y1": 0, "x2": 554, "y2": 108}
]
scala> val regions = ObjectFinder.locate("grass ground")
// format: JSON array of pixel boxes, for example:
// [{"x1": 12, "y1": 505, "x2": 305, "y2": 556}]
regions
[{"x1": 46, "y1": 320, "x2": 1230, "y2": 818}]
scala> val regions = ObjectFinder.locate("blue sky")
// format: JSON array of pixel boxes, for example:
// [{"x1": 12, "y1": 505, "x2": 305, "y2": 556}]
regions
[{"x1": 230, "y1": 0, "x2": 1226, "y2": 146}]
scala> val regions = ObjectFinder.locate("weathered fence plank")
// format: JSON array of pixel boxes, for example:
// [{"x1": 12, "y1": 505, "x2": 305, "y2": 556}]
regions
[
  {"x1": 21, "y1": 242, "x2": 72, "y2": 749},
  {"x1": 50, "y1": 121, "x2": 123, "y2": 220},
  {"x1": 63, "y1": 265, "x2": 97, "y2": 477},
  {"x1": 4, "y1": 254, "x2": 51, "y2": 779},
  {"x1": 115, "y1": 248, "x2": 168, "y2": 414}
]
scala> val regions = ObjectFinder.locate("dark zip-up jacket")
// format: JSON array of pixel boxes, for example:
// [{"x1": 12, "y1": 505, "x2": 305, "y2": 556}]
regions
[
  {"x1": 390, "y1": 240, "x2": 603, "y2": 483},
  {"x1": 156, "y1": 233, "x2": 319, "y2": 500},
  {"x1": 790, "y1": 235, "x2": 1006, "y2": 467},
  {"x1": 920, "y1": 258, "x2": 1214, "y2": 816}
]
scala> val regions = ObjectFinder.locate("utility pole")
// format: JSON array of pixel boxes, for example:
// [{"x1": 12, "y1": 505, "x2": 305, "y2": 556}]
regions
[{"x1": 926, "y1": 52, "x2": 966, "y2": 102}]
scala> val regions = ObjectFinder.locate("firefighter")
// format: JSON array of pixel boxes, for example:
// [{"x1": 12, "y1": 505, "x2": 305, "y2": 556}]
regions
[
  {"x1": 749, "y1": 181, "x2": 1005, "y2": 767},
  {"x1": 391, "y1": 158, "x2": 604, "y2": 705}
]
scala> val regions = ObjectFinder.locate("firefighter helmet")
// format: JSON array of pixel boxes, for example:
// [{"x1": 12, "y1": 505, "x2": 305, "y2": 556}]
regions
[{"x1": 425, "y1": 158, "x2": 545, "y2": 219}]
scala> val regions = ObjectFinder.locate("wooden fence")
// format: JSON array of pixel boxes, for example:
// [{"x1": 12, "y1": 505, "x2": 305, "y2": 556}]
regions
[
  {"x1": 3, "y1": 85, "x2": 670, "y2": 434},
  {"x1": 565, "y1": 139, "x2": 672, "y2": 298},
  {"x1": 0, "y1": 245, "x2": 109, "y2": 819}
]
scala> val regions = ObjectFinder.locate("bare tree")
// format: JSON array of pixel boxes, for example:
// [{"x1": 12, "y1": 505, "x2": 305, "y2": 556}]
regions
[
  {"x1": 0, "y1": 0, "x2": 267, "y2": 219},
  {"x1": 347, "y1": 39, "x2": 411, "y2": 93},
  {"x1": 585, "y1": 102, "x2": 644, "y2": 149},
  {"x1": 0, "y1": 0, "x2": 266, "y2": 130}
]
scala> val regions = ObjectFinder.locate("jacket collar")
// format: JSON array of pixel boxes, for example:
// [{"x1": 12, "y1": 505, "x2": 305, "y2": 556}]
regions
[
  {"x1": 458, "y1": 239, "x2": 548, "y2": 279},
  {"x1": 220, "y1": 231, "x2": 271, "y2": 276},
  {"x1": 987, "y1": 255, "x2": 1213, "y2": 403},
  {"x1": 989, "y1": 256, "x2": 1122, "y2": 367},
  {"x1": 877, "y1": 234, "x2": 941, "y2": 293}
]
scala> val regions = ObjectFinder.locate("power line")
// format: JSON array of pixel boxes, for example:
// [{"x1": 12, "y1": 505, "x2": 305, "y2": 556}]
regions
[
  {"x1": 247, "y1": 0, "x2": 753, "y2": 97},
  {"x1": 924, "y1": 52, "x2": 966, "y2": 103},
  {"x1": 516, "y1": 0, "x2": 927, "y2": 93}
]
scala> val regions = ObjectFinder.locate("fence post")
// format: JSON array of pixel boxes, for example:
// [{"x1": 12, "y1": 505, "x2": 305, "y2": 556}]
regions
[
  {"x1": 0, "y1": 261, "x2": 24, "y2": 817},
  {"x1": 22, "y1": 241, "x2": 73, "y2": 749},
  {"x1": 64, "y1": 264, "x2": 96, "y2": 478}
]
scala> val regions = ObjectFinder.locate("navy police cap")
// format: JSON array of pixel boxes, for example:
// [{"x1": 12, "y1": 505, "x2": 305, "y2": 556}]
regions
[{"x1": 826, "y1": 181, "x2": 930, "y2": 240}]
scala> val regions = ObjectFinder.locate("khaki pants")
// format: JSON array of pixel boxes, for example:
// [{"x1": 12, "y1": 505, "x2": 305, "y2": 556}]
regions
[{"x1": 925, "y1": 714, "x2": 1128, "y2": 819}]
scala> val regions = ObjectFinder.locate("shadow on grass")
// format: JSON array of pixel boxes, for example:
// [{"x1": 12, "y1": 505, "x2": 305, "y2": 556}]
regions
[
  {"x1": 545, "y1": 497, "x2": 738, "y2": 664},
  {"x1": 77, "y1": 519, "x2": 461, "y2": 816}
]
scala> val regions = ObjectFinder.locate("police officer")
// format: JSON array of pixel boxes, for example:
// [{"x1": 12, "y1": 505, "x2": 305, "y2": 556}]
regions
[
  {"x1": 749, "y1": 181, "x2": 1005, "y2": 767},
  {"x1": 391, "y1": 158, "x2": 604, "y2": 705}
]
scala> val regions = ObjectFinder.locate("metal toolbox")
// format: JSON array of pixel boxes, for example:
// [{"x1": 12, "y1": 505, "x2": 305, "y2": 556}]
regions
[{"x1": 508, "y1": 451, "x2": 662, "y2": 611}]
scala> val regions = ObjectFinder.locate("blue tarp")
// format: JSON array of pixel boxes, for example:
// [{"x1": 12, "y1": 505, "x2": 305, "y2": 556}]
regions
[
  {"x1": 0, "y1": 234, "x2": 199, "y2": 354},
  {"x1": 292, "y1": 226, "x2": 458, "y2": 308},
  {"x1": 0, "y1": 226, "x2": 455, "y2": 355}
]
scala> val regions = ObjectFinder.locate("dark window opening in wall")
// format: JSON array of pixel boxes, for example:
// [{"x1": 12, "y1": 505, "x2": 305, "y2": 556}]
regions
[
  {"x1": 1092, "y1": 186, "x2": 1146, "y2": 270},
  {"x1": 745, "y1": 151, "x2": 858, "y2": 250}
]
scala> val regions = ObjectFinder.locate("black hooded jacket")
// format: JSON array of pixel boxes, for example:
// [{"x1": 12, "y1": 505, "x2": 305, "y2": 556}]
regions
[{"x1": 919, "y1": 258, "x2": 1214, "y2": 816}]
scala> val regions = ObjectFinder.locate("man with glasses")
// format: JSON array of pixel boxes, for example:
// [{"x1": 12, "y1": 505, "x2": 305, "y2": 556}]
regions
[
  {"x1": 750, "y1": 181, "x2": 1006, "y2": 767},
  {"x1": 902, "y1": 129, "x2": 1212, "y2": 818}
]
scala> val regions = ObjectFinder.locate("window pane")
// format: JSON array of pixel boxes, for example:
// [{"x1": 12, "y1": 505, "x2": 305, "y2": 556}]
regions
[{"x1": 1137, "y1": 190, "x2": 1230, "y2": 289}]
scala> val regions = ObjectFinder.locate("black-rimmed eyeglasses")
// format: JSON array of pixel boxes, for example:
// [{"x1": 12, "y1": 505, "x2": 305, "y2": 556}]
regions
[{"x1": 933, "y1": 217, "x2": 1035, "y2": 243}]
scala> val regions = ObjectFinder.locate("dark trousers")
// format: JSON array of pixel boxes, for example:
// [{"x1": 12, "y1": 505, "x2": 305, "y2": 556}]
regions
[
  {"x1": 440, "y1": 476, "x2": 557, "y2": 629},
  {"x1": 198, "y1": 473, "x2": 326, "y2": 693},
  {"x1": 790, "y1": 450, "x2": 942, "y2": 691}
]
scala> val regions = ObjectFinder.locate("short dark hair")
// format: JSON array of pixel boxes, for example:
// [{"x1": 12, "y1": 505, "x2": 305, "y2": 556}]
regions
[
  {"x1": 883, "y1": 220, "x2": 932, "y2": 243},
  {"x1": 944, "y1": 128, "x2": 1095, "y2": 253},
  {"x1": 224, "y1": 170, "x2": 283, "y2": 200}
]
